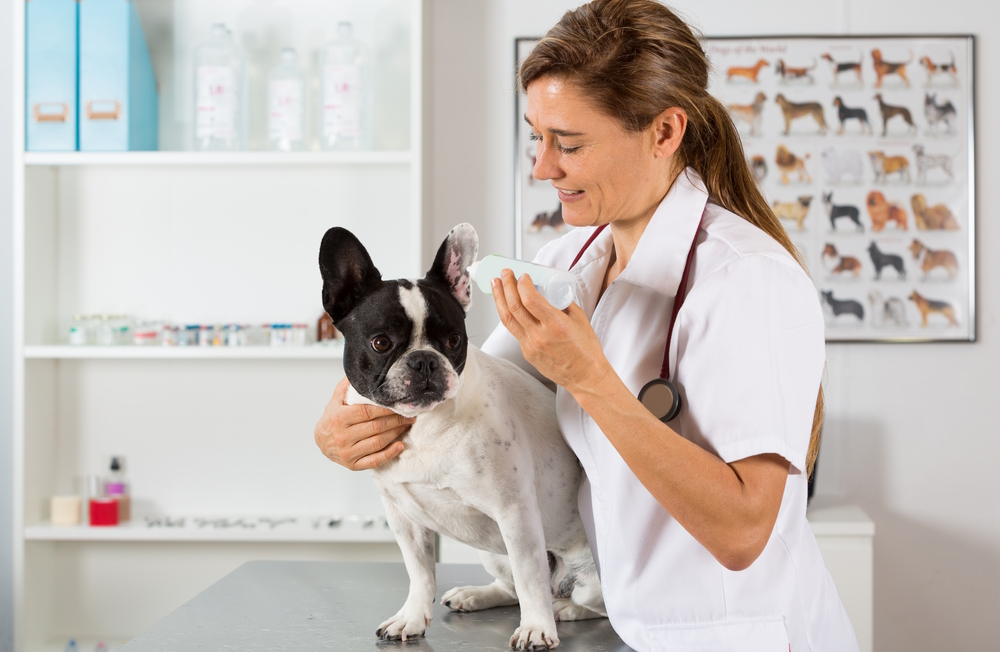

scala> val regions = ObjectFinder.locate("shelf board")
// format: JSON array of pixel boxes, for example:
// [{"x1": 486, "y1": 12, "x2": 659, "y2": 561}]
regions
[
  {"x1": 25, "y1": 517, "x2": 397, "y2": 543},
  {"x1": 23, "y1": 150, "x2": 412, "y2": 167},
  {"x1": 24, "y1": 344, "x2": 344, "y2": 360}
]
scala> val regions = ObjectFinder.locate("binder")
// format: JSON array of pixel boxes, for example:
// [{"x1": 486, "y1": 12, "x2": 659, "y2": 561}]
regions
[
  {"x1": 78, "y1": 0, "x2": 158, "y2": 151},
  {"x1": 25, "y1": 0, "x2": 78, "y2": 151}
]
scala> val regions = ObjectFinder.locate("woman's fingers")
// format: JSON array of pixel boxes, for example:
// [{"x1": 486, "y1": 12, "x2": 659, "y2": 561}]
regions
[
  {"x1": 499, "y1": 269, "x2": 541, "y2": 328},
  {"x1": 351, "y1": 426, "x2": 408, "y2": 470},
  {"x1": 492, "y1": 275, "x2": 527, "y2": 340}
]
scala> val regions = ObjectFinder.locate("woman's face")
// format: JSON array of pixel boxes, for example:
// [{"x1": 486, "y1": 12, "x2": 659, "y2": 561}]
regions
[{"x1": 525, "y1": 76, "x2": 673, "y2": 230}]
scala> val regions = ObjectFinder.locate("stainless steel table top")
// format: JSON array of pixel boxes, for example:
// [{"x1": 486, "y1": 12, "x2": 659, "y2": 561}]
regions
[{"x1": 120, "y1": 560, "x2": 633, "y2": 651}]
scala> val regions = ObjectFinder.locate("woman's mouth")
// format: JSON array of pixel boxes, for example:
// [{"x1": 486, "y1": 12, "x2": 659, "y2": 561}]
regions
[{"x1": 557, "y1": 188, "x2": 585, "y2": 202}]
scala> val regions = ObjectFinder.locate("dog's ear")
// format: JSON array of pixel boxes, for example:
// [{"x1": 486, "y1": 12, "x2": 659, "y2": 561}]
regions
[
  {"x1": 319, "y1": 227, "x2": 383, "y2": 323},
  {"x1": 424, "y1": 223, "x2": 478, "y2": 312}
]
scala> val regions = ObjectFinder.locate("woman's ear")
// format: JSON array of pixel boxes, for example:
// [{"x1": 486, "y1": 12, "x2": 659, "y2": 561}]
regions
[{"x1": 651, "y1": 107, "x2": 687, "y2": 159}]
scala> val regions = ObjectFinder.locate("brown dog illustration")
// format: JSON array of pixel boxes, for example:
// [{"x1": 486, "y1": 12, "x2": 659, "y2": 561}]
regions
[
  {"x1": 727, "y1": 59, "x2": 769, "y2": 83},
  {"x1": 910, "y1": 194, "x2": 959, "y2": 230},
  {"x1": 919, "y1": 53, "x2": 958, "y2": 85},
  {"x1": 909, "y1": 290, "x2": 958, "y2": 327},
  {"x1": 775, "y1": 94, "x2": 828, "y2": 135},
  {"x1": 869, "y1": 150, "x2": 911, "y2": 184},
  {"x1": 750, "y1": 155, "x2": 767, "y2": 183},
  {"x1": 728, "y1": 92, "x2": 767, "y2": 136},
  {"x1": 822, "y1": 243, "x2": 862, "y2": 277},
  {"x1": 772, "y1": 195, "x2": 812, "y2": 231},
  {"x1": 872, "y1": 49, "x2": 913, "y2": 87},
  {"x1": 873, "y1": 94, "x2": 917, "y2": 136},
  {"x1": 775, "y1": 145, "x2": 811, "y2": 184},
  {"x1": 866, "y1": 191, "x2": 908, "y2": 231},
  {"x1": 909, "y1": 239, "x2": 958, "y2": 279}
]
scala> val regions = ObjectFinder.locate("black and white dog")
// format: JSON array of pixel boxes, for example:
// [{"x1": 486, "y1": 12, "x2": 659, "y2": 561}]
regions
[{"x1": 318, "y1": 224, "x2": 605, "y2": 649}]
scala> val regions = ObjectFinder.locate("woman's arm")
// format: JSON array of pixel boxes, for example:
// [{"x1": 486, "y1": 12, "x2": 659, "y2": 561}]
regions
[{"x1": 492, "y1": 269, "x2": 789, "y2": 571}]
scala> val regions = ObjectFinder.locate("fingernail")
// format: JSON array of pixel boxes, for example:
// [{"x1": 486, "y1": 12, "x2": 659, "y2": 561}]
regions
[
  {"x1": 397, "y1": 443, "x2": 404, "y2": 452},
  {"x1": 491, "y1": 278, "x2": 499, "y2": 289}
]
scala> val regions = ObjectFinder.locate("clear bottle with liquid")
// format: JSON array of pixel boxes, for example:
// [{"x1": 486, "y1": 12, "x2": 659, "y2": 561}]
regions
[
  {"x1": 193, "y1": 24, "x2": 246, "y2": 151},
  {"x1": 319, "y1": 22, "x2": 372, "y2": 151},
  {"x1": 268, "y1": 48, "x2": 306, "y2": 151}
]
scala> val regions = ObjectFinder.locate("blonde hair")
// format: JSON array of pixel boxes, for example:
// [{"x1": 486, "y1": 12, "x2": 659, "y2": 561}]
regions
[{"x1": 520, "y1": 0, "x2": 823, "y2": 476}]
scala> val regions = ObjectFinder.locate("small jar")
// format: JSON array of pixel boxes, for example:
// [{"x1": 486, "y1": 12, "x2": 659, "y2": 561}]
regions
[
  {"x1": 161, "y1": 325, "x2": 179, "y2": 346},
  {"x1": 69, "y1": 315, "x2": 90, "y2": 346},
  {"x1": 291, "y1": 323, "x2": 308, "y2": 346},
  {"x1": 198, "y1": 325, "x2": 212, "y2": 347},
  {"x1": 133, "y1": 321, "x2": 160, "y2": 346},
  {"x1": 269, "y1": 323, "x2": 290, "y2": 346},
  {"x1": 179, "y1": 325, "x2": 199, "y2": 346},
  {"x1": 96, "y1": 315, "x2": 117, "y2": 346}
]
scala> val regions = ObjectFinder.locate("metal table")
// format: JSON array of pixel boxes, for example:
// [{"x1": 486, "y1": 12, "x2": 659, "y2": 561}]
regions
[{"x1": 120, "y1": 561, "x2": 633, "y2": 651}]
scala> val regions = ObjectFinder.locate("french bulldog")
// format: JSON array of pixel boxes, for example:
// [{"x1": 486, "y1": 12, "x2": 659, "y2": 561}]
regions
[{"x1": 318, "y1": 223, "x2": 605, "y2": 649}]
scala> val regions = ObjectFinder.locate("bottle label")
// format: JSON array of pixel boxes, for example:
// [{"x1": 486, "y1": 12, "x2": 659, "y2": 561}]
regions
[
  {"x1": 268, "y1": 79, "x2": 304, "y2": 142},
  {"x1": 323, "y1": 64, "x2": 363, "y2": 138},
  {"x1": 196, "y1": 66, "x2": 239, "y2": 140}
]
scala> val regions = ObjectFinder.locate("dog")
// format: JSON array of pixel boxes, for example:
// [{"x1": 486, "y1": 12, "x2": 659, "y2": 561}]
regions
[
  {"x1": 772, "y1": 195, "x2": 812, "y2": 231},
  {"x1": 821, "y1": 243, "x2": 862, "y2": 277},
  {"x1": 832, "y1": 96, "x2": 872, "y2": 135},
  {"x1": 868, "y1": 150, "x2": 911, "y2": 184},
  {"x1": 775, "y1": 145, "x2": 811, "y2": 184},
  {"x1": 873, "y1": 94, "x2": 917, "y2": 136},
  {"x1": 775, "y1": 58, "x2": 816, "y2": 83},
  {"x1": 821, "y1": 148, "x2": 863, "y2": 184},
  {"x1": 909, "y1": 239, "x2": 959, "y2": 279},
  {"x1": 867, "y1": 241, "x2": 906, "y2": 280},
  {"x1": 924, "y1": 93, "x2": 957, "y2": 134},
  {"x1": 823, "y1": 192, "x2": 863, "y2": 232},
  {"x1": 774, "y1": 93, "x2": 828, "y2": 135},
  {"x1": 727, "y1": 59, "x2": 769, "y2": 83},
  {"x1": 821, "y1": 52, "x2": 863, "y2": 84},
  {"x1": 909, "y1": 290, "x2": 959, "y2": 327},
  {"x1": 919, "y1": 53, "x2": 958, "y2": 86},
  {"x1": 868, "y1": 290, "x2": 908, "y2": 327},
  {"x1": 318, "y1": 224, "x2": 606, "y2": 648},
  {"x1": 728, "y1": 92, "x2": 767, "y2": 136},
  {"x1": 529, "y1": 204, "x2": 566, "y2": 233},
  {"x1": 820, "y1": 290, "x2": 864, "y2": 322},
  {"x1": 750, "y1": 154, "x2": 768, "y2": 183},
  {"x1": 912, "y1": 144, "x2": 954, "y2": 184},
  {"x1": 910, "y1": 194, "x2": 960, "y2": 230},
  {"x1": 871, "y1": 48, "x2": 912, "y2": 87},
  {"x1": 866, "y1": 191, "x2": 909, "y2": 232}
]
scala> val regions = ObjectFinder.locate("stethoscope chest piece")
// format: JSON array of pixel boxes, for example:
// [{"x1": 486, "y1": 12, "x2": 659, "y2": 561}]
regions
[{"x1": 638, "y1": 377, "x2": 681, "y2": 423}]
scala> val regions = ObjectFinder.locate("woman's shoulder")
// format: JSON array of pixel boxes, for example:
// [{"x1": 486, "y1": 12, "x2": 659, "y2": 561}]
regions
[
  {"x1": 531, "y1": 226, "x2": 602, "y2": 269},
  {"x1": 698, "y1": 200, "x2": 806, "y2": 278}
]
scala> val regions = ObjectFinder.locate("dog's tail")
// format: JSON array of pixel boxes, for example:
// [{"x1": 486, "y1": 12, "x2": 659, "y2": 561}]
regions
[{"x1": 906, "y1": 50, "x2": 914, "y2": 64}]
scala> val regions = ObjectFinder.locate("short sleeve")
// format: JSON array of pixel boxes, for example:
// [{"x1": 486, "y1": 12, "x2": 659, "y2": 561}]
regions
[{"x1": 674, "y1": 254, "x2": 825, "y2": 475}]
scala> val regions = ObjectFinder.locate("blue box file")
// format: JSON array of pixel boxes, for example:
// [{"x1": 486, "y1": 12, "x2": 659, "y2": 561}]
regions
[
  {"x1": 78, "y1": 0, "x2": 158, "y2": 151},
  {"x1": 25, "y1": 0, "x2": 78, "y2": 151}
]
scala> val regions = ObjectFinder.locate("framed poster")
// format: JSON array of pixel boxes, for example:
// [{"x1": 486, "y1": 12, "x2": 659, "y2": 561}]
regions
[{"x1": 706, "y1": 35, "x2": 975, "y2": 342}]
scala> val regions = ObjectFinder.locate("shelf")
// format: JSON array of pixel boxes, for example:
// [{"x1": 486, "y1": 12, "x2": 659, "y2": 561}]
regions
[
  {"x1": 25, "y1": 516, "x2": 397, "y2": 543},
  {"x1": 23, "y1": 150, "x2": 412, "y2": 167},
  {"x1": 24, "y1": 344, "x2": 344, "y2": 360}
]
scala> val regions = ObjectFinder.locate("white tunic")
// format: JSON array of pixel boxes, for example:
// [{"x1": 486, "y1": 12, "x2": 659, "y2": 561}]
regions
[{"x1": 483, "y1": 169, "x2": 859, "y2": 651}]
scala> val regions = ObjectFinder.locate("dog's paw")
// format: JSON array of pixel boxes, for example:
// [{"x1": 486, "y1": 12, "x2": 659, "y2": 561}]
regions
[
  {"x1": 441, "y1": 584, "x2": 517, "y2": 612},
  {"x1": 552, "y1": 597, "x2": 604, "y2": 622},
  {"x1": 509, "y1": 618, "x2": 560, "y2": 649},
  {"x1": 375, "y1": 603, "x2": 432, "y2": 642}
]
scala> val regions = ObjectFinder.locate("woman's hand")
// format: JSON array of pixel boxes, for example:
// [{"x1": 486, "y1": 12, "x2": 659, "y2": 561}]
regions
[
  {"x1": 314, "y1": 376, "x2": 416, "y2": 470},
  {"x1": 491, "y1": 268, "x2": 613, "y2": 397}
]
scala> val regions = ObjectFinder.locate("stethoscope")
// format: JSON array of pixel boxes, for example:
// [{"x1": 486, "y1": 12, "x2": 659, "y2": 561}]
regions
[{"x1": 568, "y1": 211, "x2": 704, "y2": 424}]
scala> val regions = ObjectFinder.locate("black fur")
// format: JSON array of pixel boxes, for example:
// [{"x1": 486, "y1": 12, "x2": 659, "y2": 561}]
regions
[
  {"x1": 867, "y1": 241, "x2": 906, "y2": 280},
  {"x1": 820, "y1": 290, "x2": 864, "y2": 320},
  {"x1": 823, "y1": 192, "x2": 863, "y2": 232}
]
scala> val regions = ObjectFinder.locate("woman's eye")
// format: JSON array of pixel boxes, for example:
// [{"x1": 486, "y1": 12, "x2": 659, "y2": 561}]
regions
[
  {"x1": 371, "y1": 336, "x2": 392, "y2": 353},
  {"x1": 557, "y1": 143, "x2": 580, "y2": 154},
  {"x1": 529, "y1": 132, "x2": 541, "y2": 142},
  {"x1": 446, "y1": 332, "x2": 463, "y2": 350}
]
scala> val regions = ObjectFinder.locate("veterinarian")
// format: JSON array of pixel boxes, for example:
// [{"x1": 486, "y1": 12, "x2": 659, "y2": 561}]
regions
[{"x1": 314, "y1": 1, "x2": 859, "y2": 650}]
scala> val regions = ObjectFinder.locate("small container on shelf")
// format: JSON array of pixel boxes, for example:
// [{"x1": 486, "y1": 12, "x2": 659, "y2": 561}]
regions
[
  {"x1": 50, "y1": 495, "x2": 82, "y2": 526},
  {"x1": 317, "y1": 312, "x2": 341, "y2": 343},
  {"x1": 193, "y1": 23, "x2": 246, "y2": 151},
  {"x1": 132, "y1": 321, "x2": 160, "y2": 346},
  {"x1": 161, "y1": 325, "x2": 180, "y2": 346},
  {"x1": 268, "y1": 47, "x2": 307, "y2": 152},
  {"x1": 105, "y1": 456, "x2": 130, "y2": 523},
  {"x1": 269, "y1": 323, "x2": 292, "y2": 346},
  {"x1": 180, "y1": 325, "x2": 200, "y2": 346},
  {"x1": 68, "y1": 314, "x2": 96, "y2": 345},
  {"x1": 291, "y1": 323, "x2": 308, "y2": 345},
  {"x1": 320, "y1": 21, "x2": 372, "y2": 151}
]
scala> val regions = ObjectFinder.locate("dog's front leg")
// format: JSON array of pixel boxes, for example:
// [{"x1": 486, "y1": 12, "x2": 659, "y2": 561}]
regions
[
  {"x1": 496, "y1": 503, "x2": 560, "y2": 650},
  {"x1": 377, "y1": 500, "x2": 436, "y2": 642}
]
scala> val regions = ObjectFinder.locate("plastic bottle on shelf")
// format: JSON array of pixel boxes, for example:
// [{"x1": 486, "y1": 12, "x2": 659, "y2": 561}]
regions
[
  {"x1": 319, "y1": 21, "x2": 372, "y2": 151},
  {"x1": 193, "y1": 23, "x2": 246, "y2": 151},
  {"x1": 106, "y1": 456, "x2": 130, "y2": 523},
  {"x1": 268, "y1": 48, "x2": 307, "y2": 152}
]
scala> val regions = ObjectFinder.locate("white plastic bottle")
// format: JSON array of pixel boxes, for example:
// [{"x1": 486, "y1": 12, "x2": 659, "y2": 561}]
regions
[
  {"x1": 467, "y1": 255, "x2": 580, "y2": 310},
  {"x1": 319, "y1": 22, "x2": 372, "y2": 151},
  {"x1": 268, "y1": 48, "x2": 306, "y2": 151},
  {"x1": 193, "y1": 24, "x2": 245, "y2": 151}
]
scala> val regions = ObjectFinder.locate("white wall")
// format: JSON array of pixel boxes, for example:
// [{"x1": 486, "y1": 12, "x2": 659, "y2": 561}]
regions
[{"x1": 426, "y1": 1, "x2": 1000, "y2": 649}]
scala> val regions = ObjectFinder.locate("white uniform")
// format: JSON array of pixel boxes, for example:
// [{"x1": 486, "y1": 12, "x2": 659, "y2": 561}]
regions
[{"x1": 483, "y1": 169, "x2": 859, "y2": 651}]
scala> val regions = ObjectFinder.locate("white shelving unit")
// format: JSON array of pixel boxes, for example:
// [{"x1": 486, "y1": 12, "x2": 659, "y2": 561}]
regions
[{"x1": 11, "y1": 1, "x2": 425, "y2": 649}]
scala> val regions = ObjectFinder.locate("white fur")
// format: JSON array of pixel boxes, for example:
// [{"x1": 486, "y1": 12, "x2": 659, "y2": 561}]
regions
[{"x1": 348, "y1": 345, "x2": 606, "y2": 647}]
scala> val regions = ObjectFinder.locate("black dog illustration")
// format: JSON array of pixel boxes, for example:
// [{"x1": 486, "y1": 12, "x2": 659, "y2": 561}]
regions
[
  {"x1": 832, "y1": 96, "x2": 873, "y2": 135},
  {"x1": 867, "y1": 241, "x2": 906, "y2": 280},
  {"x1": 820, "y1": 290, "x2": 864, "y2": 321},
  {"x1": 823, "y1": 192, "x2": 863, "y2": 232}
]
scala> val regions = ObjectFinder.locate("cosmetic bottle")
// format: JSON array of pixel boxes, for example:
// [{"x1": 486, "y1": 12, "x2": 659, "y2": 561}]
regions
[
  {"x1": 193, "y1": 23, "x2": 246, "y2": 151},
  {"x1": 467, "y1": 255, "x2": 581, "y2": 310},
  {"x1": 268, "y1": 48, "x2": 306, "y2": 151},
  {"x1": 105, "y1": 456, "x2": 130, "y2": 523},
  {"x1": 319, "y1": 22, "x2": 371, "y2": 150}
]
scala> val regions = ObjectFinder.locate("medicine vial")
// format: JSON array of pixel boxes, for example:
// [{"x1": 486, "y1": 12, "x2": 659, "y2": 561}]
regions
[
  {"x1": 194, "y1": 24, "x2": 245, "y2": 151},
  {"x1": 268, "y1": 48, "x2": 306, "y2": 151},
  {"x1": 467, "y1": 255, "x2": 581, "y2": 310},
  {"x1": 319, "y1": 22, "x2": 372, "y2": 150}
]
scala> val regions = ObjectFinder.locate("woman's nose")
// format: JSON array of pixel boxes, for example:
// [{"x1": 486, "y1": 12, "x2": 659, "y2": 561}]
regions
[{"x1": 532, "y1": 140, "x2": 562, "y2": 182}]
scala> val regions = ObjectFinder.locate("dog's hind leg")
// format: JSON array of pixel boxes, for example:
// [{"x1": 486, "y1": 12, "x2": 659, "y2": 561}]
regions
[
  {"x1": 441, "y1": 551, "x2": 518, "y2": 612},
  {"x1": 551, "y1": 544, "x2": 606, "y2": 621}
]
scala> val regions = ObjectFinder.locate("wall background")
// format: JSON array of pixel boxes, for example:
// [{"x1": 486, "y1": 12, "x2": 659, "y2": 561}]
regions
[{"x1": 425, "y1": 0, "x2": 999, "y2": 650}]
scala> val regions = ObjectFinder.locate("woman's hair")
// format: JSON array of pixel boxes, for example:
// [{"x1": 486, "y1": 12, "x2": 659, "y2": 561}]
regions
[{"x1": 520, "y1": 0, "x2": 824, "y2": 476}]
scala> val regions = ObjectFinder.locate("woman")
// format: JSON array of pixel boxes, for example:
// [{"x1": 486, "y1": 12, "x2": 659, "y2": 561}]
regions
[{"x1": 315, "y1": 1, "x2": 859, "y2": 649}]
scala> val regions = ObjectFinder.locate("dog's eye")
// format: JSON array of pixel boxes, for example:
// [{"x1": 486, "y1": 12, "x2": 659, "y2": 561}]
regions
[
  {"x1": 445, "y1": 332, "x2": 463, "y2": 350},
  {"x1": 371, "y1": 336, "x2": 392, "y2": 353}
]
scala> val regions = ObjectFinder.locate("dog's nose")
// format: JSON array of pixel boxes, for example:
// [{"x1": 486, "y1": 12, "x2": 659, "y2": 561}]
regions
[{"x1": 407, "y1": 352, "x2": 439, "y2": 375}]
